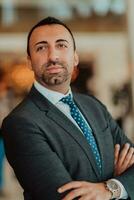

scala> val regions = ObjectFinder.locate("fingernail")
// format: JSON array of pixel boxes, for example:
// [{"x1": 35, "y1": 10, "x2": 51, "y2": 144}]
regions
[
  {"x1": 115, "y1": 144, "x2": 120, "y2": 148},
  {"x1": 58, "y1": 188, "x2": 62, "y2": 193},
  {"x1": 126, "y1": 143, "x2": 130, "y2": 146},
  {"x1": 116, "y1": 144, "x2": 120, "y2": 146}
]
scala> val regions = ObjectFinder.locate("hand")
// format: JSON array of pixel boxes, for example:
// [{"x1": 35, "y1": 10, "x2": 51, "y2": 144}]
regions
[
  {"x1": 58, "y1": 181, "x2": 112, "y2": 200},
  {"x1": 114, "y1": 143, "x2": 134, "y2": 176}
]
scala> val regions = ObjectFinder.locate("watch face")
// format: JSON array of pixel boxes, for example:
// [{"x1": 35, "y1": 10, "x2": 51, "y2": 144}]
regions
[
  {"x1": 106, "y1": 180, "x2": 121, "y2": 199},
  {"x1": 109, "y1": 181, "x2": 119, "y2": 190}
]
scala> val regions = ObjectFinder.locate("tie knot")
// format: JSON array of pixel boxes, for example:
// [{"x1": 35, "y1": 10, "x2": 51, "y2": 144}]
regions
[{"x1": 60, "y1": 94, "x2": 74, "y2": 106}]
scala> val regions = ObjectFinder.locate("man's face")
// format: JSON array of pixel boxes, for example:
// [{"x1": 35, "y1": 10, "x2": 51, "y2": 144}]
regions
[{"x1": 28, "y1": 24, "x2": 79, "y2": 88}]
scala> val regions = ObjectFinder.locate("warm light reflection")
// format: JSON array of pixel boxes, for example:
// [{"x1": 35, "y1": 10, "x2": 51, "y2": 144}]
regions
[{"x1": 10, "y1": 64, "x2": 34, "y2": 95}]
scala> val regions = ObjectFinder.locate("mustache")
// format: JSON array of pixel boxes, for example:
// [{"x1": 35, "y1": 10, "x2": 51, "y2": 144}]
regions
[{"x1": 43, "y1": 61, "x2": 65, "y2": 68}]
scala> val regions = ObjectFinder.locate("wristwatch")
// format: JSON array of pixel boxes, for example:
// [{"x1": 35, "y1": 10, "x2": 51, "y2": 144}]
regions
[{"x1": 105, "y1": 179, "x2": 121, "y2": 199}]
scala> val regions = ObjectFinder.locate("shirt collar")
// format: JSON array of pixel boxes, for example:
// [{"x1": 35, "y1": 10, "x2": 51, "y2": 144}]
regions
[{"x1": 34, "y1": 80, "x2": 72, "y2": 105}]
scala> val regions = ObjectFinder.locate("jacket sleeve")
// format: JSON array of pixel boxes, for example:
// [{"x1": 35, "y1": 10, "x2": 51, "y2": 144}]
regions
[
  {"x1": 106, "y1": 107, "x2": 134, "y2": 200},
  {"x1": 2, "y1": 115, "x2": 73, "y2": 200}
]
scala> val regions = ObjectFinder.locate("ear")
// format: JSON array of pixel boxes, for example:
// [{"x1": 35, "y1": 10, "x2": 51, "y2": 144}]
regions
[
  {"x1": 27, "y1": 55, "x2": 32, "y2": 70},
  {"x1": 74, "y1": 51, "x2": 79, "y2": 67}
]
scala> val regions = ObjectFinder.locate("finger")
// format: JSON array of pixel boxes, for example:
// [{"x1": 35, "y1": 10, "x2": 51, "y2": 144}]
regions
[
  {"x1": 116, "y1": 147, "x2": 134, "y2": 175},
  {"x1": 118, "y1": 143, "x2": 130, "y2": 166},
  {"x1": 58, "y1": 181, "x2": 83, "y2": 193},
  {"x1": 114, "y1": 144, "x2": 120, "y2": 165},
  {"x1": 61, "y1": 188, "x2": 86, "y2": 200},
  {"x1": 122, "y1": 147, "x2": 134, "y2": 168},
  {"x1": 128, "y1": 153, "x2": 134, "y2": 168}
]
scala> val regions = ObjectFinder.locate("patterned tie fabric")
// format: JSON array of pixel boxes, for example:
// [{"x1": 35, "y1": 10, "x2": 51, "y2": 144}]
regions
[{"x1": 60, "y1": 94, "x2": 102, "y2": 173}]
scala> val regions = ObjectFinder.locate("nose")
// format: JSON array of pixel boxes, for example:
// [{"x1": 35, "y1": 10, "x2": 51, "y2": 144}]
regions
[{"x1": 48, "y1": 47, "x2": 59, "y2": 62}]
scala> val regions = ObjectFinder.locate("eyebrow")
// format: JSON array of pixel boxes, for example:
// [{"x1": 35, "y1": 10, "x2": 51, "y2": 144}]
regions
[
  {"x1": 56, "y1": 39, "x2": 69, "y2": 44},
  {"x1": 34, "y1": 39, "x2": 69, "y2": 47},
  {"x1": 34, "y1": 41, "x2": 47, "y2": 47}
]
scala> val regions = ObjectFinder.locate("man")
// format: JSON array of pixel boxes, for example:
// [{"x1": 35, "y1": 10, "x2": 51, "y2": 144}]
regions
[{"x1": 1, "y1": 17, "x2": 134, "y2": 200}]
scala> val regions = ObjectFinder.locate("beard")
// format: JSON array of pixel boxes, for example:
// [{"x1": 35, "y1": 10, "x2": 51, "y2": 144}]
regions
[
  {"x1": 38, "y1": 61, "x2": 71, "y2": 86},
  {"x1": 42, "y1": 68, "x2": 69, "y2": 85}
]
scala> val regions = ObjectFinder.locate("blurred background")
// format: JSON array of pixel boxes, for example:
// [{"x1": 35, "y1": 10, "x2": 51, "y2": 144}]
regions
[{"x1": 0, "y1": 0, "x2": 134, "y2": 199}]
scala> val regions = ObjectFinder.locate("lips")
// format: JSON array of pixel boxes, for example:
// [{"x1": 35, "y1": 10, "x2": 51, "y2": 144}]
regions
[{"x1": 46, "y1": 66, "x2": 63, "y2": 74}]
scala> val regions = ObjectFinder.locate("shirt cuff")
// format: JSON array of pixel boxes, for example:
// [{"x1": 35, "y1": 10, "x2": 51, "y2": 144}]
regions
[{"x1": 110, "y1": 179, "x2": 128, "y2": 199}]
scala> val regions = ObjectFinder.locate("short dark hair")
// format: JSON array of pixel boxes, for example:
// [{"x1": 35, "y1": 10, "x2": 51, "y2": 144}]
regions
[{"x1": 27, "y1": 16, "x2": 76, "y2": 56}]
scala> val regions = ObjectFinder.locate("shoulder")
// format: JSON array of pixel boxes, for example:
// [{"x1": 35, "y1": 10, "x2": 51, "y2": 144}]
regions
[
  {"x1": 2, "y1": 95, "x2": 36, "y2": 128},
  {"x1": 73, "y1": 92, "x2": 106, "y2": 110},
  {"x1": 73, "y1": 92, "x2": 110, "y2": 123}
]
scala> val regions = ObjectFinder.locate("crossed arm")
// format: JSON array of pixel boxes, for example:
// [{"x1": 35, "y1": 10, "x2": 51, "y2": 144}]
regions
[
  {"x1": 114, "y1": 143, "x2": 134, "y2": 176},
  {"x1": 58, "y1": 143, "x2": 134, "y2": 200}
]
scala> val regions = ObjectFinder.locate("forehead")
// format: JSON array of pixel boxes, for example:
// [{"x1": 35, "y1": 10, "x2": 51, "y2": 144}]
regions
[{"x1": 29, "y1": 24, "x2": 73, "y2": 45}]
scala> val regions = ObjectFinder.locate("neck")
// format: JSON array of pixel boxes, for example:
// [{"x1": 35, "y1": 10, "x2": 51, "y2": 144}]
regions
[{"x1": 37, "y1": 80, "x2": 70, "y2": 94}]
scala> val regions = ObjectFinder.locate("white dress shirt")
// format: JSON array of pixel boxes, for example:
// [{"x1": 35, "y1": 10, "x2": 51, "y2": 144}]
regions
[{"x1": 34, "y1": 81, "x2": 128, "y2": 199}]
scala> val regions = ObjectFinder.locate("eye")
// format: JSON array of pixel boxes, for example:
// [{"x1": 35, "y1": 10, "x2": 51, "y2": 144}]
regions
[
  {"x1": 57, "y1": 43, "x2": 68, "y2": 49},
  {"x1": 36, "y1": 45, "x2": 47, "y2": 52}
]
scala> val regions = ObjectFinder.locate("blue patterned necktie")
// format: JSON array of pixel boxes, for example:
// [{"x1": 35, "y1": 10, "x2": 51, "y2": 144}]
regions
[{"x1": 60, "y1": 94, "x2": 102, "y2": 173}]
